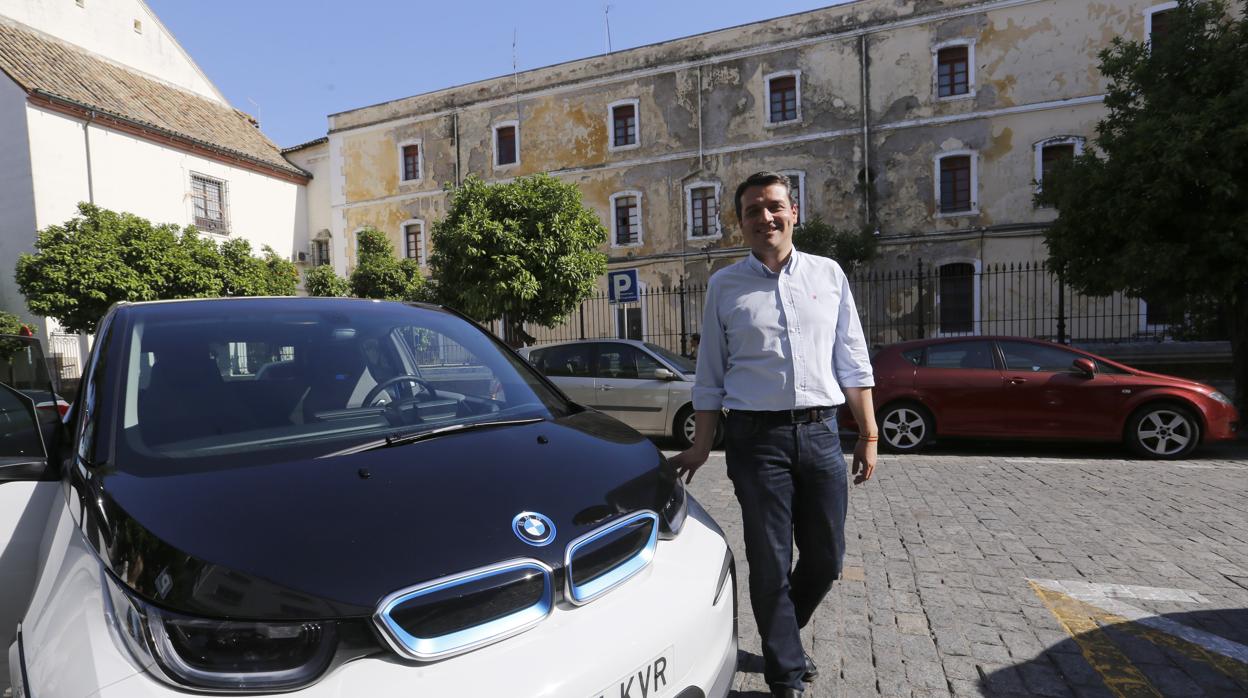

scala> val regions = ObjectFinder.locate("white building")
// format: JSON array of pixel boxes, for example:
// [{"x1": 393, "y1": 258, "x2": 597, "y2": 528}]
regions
[{"x1": 0, "y1": 0, "x2": 310, "y2": 370}]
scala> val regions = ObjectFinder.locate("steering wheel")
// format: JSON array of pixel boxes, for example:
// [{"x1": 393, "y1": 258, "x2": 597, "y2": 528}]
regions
[{"x1": 363, "y1": 375, "x2": 439, "y2": 407}]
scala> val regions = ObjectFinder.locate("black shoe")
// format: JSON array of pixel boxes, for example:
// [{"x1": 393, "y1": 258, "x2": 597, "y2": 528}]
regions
[
  {"x1": 770, "y1": 687, "x2": 803, "y2": 698},
  {"x1": 803, "y1": 652, "x2": 819, "y2": 682}
]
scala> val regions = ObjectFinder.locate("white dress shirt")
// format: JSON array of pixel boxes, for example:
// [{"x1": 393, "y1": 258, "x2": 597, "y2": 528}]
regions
[{"x1": 692, "y1": 249, "x2": 874, "y2": 412}]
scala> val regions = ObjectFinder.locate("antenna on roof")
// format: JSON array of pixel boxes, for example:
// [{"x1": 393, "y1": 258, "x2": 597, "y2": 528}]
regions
[
  {"x1": 604, "y1": 3, "x2": 613, "y2": 54},
  {"x1": 245, "y1": 97, "x2": 261, "y2": 128}
]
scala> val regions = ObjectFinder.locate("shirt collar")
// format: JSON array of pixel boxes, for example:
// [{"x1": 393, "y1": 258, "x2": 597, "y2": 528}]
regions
[{"x1": 746, "y1": 247, "x2": 801, "y2": 277}]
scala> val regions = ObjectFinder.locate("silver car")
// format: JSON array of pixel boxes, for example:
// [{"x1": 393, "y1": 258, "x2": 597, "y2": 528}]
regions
[{"x1": 521, "y1": 339, "x2": 722, "y2": 448}]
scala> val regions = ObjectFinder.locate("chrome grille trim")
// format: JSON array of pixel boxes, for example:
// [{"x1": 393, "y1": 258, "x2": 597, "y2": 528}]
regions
[
  {"x1": 564, "y1": 510, "x2": 659, "y2": 606},
  {"x1": 373, "y1": 558, "x2": 553, "y2": 661}
]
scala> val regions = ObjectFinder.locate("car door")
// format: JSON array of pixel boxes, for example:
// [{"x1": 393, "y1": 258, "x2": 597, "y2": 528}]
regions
[
  {"x1": 913, "y1": 340, "x2": 1007, "y2": 435},
  {"x1": 0, "y1": 336, "x2": 63, "y2": 691},
  {"x1": 996, "y1": 340, "x2": 1122, "y2": 438},
  {"x1": 527, "y1": 344, "x2": 596, "y2": 405},
  {"x1": 590, "y1": 342, "x2": 670, "y2": 434}
]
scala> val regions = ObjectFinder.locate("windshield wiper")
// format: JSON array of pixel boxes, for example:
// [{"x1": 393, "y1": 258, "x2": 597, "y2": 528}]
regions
[{"x1": 321, "y1": 417, "x2": 545, "y2": 458}]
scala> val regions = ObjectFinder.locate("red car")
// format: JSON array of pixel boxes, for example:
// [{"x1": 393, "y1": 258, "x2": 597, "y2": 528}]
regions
[{"x1": 855, "y1": 336, "x2": 1238, "y2": 459}]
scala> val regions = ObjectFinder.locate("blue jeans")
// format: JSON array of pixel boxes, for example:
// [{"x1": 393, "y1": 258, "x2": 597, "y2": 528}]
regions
[{"x1": 725, "y1": 409, "x2": 848, "y2": 690}]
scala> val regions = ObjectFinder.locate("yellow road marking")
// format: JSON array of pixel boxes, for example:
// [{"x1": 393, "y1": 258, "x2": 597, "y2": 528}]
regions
[
  {"x1": 1029, "y1": 581, "x2": 1163, "y2": 698},
  {"x1": 1029, "y1": 581, "x2": 1248, "y2": 695}
]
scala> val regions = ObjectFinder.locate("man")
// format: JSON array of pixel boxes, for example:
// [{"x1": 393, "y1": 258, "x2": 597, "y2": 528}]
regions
[{"x1": 671, "y1": 172, "x2": 878, "y2": 697}]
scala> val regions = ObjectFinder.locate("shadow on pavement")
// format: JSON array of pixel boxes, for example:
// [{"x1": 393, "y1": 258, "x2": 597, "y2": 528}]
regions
[{"x1": 980, "y1": 608, "x2": 1248, "y2": 697}]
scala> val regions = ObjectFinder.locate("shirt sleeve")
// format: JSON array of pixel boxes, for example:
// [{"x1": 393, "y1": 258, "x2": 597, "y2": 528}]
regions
[
  {"x1": 831, "y1": 262, "x2": 875, "y2": 388},
  {"x1": 692, "y1": 277, "x2": 727, "y2": 411}
]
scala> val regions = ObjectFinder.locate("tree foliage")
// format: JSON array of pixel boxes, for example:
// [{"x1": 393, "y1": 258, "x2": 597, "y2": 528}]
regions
[
  {"x1": 0, "y1": 311, "x2": 25, "y2": 336},
  {"x1": 303, "y1": 264, "x2": 349, "y2": 297},
  {"x1": 792, "y1": 216, "x2": 878, "y2": 274},
  {"x1": 1036, "y1": 0, "x2": 1248, "y2": 406},
  {"x1": 348, "y1": 228, "x2": 430, "y2": 302},
  {"x1": 430, "y1": 175, "x2": 607, "y2": 345},
  {"x1": 15, "y1": 203, "x2": 296, "y2": 334}
]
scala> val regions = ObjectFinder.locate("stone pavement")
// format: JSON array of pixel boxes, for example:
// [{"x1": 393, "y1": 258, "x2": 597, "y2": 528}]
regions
[{"x1": 670, "y1": 438, "x2": 1248, "y2": 697}]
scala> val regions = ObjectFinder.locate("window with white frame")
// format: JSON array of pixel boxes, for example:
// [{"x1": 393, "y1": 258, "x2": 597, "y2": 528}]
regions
[
  {"x1": 937, "y1": 261, "x2": 978, "y2": 334},
  {"x1": 685, "y1": 183, "x2": 721, "y2": 239},
  {"x1": 190, "y1": 173, "x2": 229, "y2": 233},
  {"x1": 778, "y1": 170, "x2": 805, "y2": 225},
  {"x1": 311, "y1": 231, "x2": 332, "y2": 267},
  {"x1": 399, "y1": 141, "x2": 422, "y2": 182},
  {"x1": 764, "y1": 71, "x2": 801, "y2": 125},
  {"x1": 1033, "y1": 136, "x2": 1085, "y2": 195},
  {"x1": 610, "y1": 191, "x2": 643, "y2": 247},
  {"x1": 403, "y1": 220, "x2": 426, "y2": 266},
  {"x1": 933, "y1": 41, "x2": 975, "y2": 99},
  {"x1": 494, "y1": 121, "x2": 519, "y2": 168},
  {"x1": 1146, "y1": 2, "x2": 1178, "y2": 44},
  {"x1": 609, "y1": 99, "x2": 639, "y2": 150},
  {"x1": 934, "y1": 151, "x2": 977, "y2": 215}
]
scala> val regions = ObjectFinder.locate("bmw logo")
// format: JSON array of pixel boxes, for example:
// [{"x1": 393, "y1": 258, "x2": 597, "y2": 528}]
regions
[{"x1": 512, "y1": 511, "x2": 556, "y2": 547}]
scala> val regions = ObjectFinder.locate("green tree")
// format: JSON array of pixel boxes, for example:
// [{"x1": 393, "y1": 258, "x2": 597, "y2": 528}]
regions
[
  {"x1": 1036, "y1": 0, "x2": 1248, "y2": 408},
  {"x1": 792, "y1": 216, "x2": 878, "y2": 274},
  {"x1": 430, "y1": 175, "x2": 607, "y2": 345},
  {"x1": 0, "y1": 311, "x2": 25, "y2": 335},
  {"x1": 15, "y1": 203, "x2": 296, "y2": 334},
  {"x1": 303, "y1": 264, "x2": 349, "y2": 297},
  {"x1": 348, "y1": 228, "x2": 428, "y2": 301}
]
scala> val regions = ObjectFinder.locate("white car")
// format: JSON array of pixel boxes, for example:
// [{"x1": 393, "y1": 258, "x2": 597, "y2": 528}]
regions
[
  {"x1": 1, "y1": 298, "x2": 736, "y2": 698},
  {"x1": 521, "y1": 339, "x2": 723, "y2": 449}
]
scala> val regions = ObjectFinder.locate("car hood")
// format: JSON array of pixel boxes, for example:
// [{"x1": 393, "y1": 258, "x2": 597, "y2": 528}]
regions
[
  {"x1": 1115, "y1": 368, "x2": 1217, "y2": 393},
  {"x1": 86, "y1": 411, "x2": 672, "y2": 620}
]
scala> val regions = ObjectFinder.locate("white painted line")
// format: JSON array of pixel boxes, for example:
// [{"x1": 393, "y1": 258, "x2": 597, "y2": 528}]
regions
[{"x1": 1029, "y1": 579, "x2": 1248, "y2": 665}]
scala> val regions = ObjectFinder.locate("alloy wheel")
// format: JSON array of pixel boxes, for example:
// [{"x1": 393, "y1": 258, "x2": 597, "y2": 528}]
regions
[
  {"x1": 1134, "y1": 408, "x2": 1195, "y2": 458},
  {"x1": 881, "y1": 407, "x2": 929, "y2": 451}
]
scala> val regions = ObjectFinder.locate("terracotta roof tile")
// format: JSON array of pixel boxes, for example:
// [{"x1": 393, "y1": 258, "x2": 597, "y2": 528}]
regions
[{"x1": 0, "y1": 19, "x2": 304, "y2": 177}]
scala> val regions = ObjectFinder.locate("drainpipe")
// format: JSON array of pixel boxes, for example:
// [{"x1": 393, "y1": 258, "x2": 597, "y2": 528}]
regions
[
  {"x1": 453, "y1": 112, "x2": 461, "y2": 186},
  {"x1": 696, "y1": 65, "x2": 704, "y2": 172},
  {"x1": 82, "y1": 112, "x2": 96, "y2": 204},
  {"x1": 859, "y1": 34, "x2": 871, "y2": 231}
]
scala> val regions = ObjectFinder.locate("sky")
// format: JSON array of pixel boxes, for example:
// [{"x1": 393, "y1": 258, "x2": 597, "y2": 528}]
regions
[{"x1": 145, "y1": 0, "x2": 854, "y2": 148}]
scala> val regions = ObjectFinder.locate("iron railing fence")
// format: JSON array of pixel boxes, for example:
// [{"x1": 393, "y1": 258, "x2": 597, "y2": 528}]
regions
[{"x1": 521, "y1": 260, "x2": 1213, "y2": 354}]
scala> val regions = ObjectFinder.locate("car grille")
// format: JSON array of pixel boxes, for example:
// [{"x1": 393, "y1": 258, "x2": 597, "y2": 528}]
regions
[
  {"x1": 564, "y1": 511, "x2": 659, "y2": 605},
  {"x1": 373, "y1": 559, "x2": 553, "y2": 661}
]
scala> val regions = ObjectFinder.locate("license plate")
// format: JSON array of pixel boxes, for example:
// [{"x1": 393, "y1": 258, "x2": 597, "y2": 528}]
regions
[{"x1": 591, "y1": 647, "x2": 674, "y2": 698}]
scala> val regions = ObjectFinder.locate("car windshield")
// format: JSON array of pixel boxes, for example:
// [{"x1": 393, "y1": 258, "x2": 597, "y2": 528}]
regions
[
  {"x1": 644, "y1": 343, "x2": 695, "y2": 375},
  {"x1": 107, "y1": 300, "x2": 569, "y2": 472}
]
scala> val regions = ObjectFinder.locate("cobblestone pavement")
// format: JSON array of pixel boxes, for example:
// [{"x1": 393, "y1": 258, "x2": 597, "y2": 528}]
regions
[{"x1": 668, "y1": 437, "x2": 1248, "y2": 697}]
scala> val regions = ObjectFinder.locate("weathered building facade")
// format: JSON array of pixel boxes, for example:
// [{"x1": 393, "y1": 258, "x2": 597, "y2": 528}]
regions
[{"x1": 326, "y1": 0, "x2": 1178, "y2": 344}]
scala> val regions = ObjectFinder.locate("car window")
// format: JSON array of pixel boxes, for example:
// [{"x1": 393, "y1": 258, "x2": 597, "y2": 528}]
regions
[
  {"x1": 1095, "y1": 359, "x2": 1128, "y2": 375},
  {"x1": 999, "y1": 341, "x2": 1080, "y2": 372},
  {"x1": 595, "y1": 344, "x2": 664, "y2": 380},
  {"x1": 901, "y1": 348, "x2": 923, "y2": 366},
  {"x1": 644, "y1": 342, "x2": 695, "y2": 374},
  {"x1": 923, "y1": 341, "x2": 996, "y2": 370},
  {"x1": 529, "y1": 344, "x2": 592, "y2": 377},
  {"x1": 108, "y1": 302, "x2": 569, "y2": 472}
]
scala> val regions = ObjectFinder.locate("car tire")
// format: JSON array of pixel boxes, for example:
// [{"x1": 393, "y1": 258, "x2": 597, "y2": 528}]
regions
[
  {"x1": 1125, "y1": 403, "x2": 1201, "y2": 459},
  {"x1": 674, "y1": 405, "x2": 723, "y2": 450},
  {"x1": 877, "y1": 403, "x2": 934, "y2": 453}
]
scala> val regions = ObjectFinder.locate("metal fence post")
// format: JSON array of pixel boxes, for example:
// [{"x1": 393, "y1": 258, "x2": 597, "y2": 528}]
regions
[
  {"x1": 916, "y1": 258, "x2": 926, "y2": 339},
  {"x1": 1057, "y1": 270, "x2": 1067, "y2": 344},
  {"x1": 678, "y1": 279, "x2": 688, "y2": 356}
]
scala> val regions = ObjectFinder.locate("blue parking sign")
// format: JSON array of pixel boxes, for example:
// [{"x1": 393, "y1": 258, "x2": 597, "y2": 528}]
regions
[{"x1": 608, "y1": 269, "x2": 640, "y2": 304}]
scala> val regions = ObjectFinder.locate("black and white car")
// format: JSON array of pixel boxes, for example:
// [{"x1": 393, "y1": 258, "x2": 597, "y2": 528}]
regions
[
  {"x1": 521, "y1": 339, "x2": 723, "y2": 449},
  {"x1": 1, "y1": 298, "x2": 736, "y2": 698}
]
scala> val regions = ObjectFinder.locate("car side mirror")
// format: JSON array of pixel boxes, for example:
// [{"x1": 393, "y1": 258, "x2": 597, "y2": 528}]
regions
[
  {"x1": 652, "y1": 368, "x2": 676, "y2": 381},
  {"x1": 1071, "y1": 358, "x2": 1096, "y2": 377},
  {"x1": 0, "y1": 382, "x2": 55, "y2": 483}
]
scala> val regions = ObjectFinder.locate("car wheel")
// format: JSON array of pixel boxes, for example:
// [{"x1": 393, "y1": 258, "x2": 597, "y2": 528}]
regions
[
  {"x1": 1126, "y1": 403, "x2": 1200, "y2": 459},
  {"x1": 878, "y1": 403, "x2": 933, "y2": 453},
  {"x1": 674, "y1": 405, "x2": 723, "y2": 450}
]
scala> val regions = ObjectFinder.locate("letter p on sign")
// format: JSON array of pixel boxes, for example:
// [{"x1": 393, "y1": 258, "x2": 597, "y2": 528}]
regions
[{"x1": 608, "y1": 269, "x2": 640, "y2": 304}]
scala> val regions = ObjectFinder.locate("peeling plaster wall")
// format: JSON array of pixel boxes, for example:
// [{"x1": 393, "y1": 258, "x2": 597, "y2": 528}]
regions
[{"x1": 328, "y1": 0, "x2": 1166, "y2": 288}]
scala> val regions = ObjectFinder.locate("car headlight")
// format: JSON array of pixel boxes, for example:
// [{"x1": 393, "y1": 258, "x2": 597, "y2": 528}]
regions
[
  {"x1": 1210, "y1": 391, "x2": 1233, "y2": 406},
  {"x1": 658, "y1": 477, "x2": 688, "y2": 539},
  {"x1": 103, "y1": 568, "x2": 337, "y2": 692}
]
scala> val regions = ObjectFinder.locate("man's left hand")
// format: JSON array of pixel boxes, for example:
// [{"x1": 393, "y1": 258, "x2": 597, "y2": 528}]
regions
[{"x1": 851, "y1": 438, "x2": 877, "y2": 484}]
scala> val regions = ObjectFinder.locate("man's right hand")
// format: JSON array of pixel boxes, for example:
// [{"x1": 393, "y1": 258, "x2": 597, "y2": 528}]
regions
[{"x1": 669, "y1": 447, "x2": 710, "y2": 484}]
